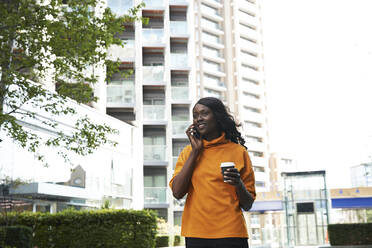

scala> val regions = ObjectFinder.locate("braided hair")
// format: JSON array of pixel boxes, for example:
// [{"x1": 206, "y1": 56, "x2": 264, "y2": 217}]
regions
[{"x1": 196, "y1": 97, "x2": 247, "y2": 150}]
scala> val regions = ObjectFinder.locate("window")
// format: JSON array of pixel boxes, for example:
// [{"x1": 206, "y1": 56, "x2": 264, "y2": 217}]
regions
[
  {"x1": 243, "y1": 106, "x2": 260, "y2": 113},
  {"x1": 204, "y1": 73, "x2": 224, "y2": 87},
  {"x1": 201, "y1": 3, "x2": 220, "y2": 16},
  {"x1": 107, "y1": 0, "x2": 133, "y2": 15},
  {"x1": 253, "y1": 166, "x2": 265, "y2": 172},
  {"x1": 251, "y1": 228, "x2": 261, "y2": 240},
  {"x1": 242, "y1": 77, "x2": 259, "y2": 85},
  {"x1": 204, "y1": 88, "x2": 224, "y2": 100},
  {"x1": 256, "y1": 181, "x2": 265, "y2": 187},
  {"x1": 243, "y1": 92, "x2": 260, "y2": 99},
  {"x1": 244, "y1": 121, "x2": 261, "y2": 128},
  {"x1": 203, "y1": 59, "x2": 221, "y2": 72},
  {"x1": 250, "y1": 214, "x2": 260, "y2": 225},
  {"x1": 249, "y1": 151, "x2": 263, "y2": 157},
  {"x1": 245, "y1": 135, "x2": 262, "y2": 143},
  {"x1": 240, "y1": 35, "x2": 257, "y2": 44},
  {"x1": 242, "y1": 63, "x2": 258, "y2": 71},
  {"x1": 202, "y1": 31, "x2": 220, "y2": 44},
  {"x1": 201, "y1": 17, "x2": 221, "y2": 30},
  {"x1": 203, "y1": 45, "x2": 221, "y2": 58}
]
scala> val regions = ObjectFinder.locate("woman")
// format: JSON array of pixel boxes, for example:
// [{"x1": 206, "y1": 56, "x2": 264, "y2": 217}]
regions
[{"x1": 169, "y1": 97, "x2": 256, "y2": 248}]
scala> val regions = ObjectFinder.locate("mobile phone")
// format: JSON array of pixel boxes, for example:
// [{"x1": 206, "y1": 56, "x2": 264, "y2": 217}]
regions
[{"x1": 192, "y1": 128, "x2": 201, "y2": 139}]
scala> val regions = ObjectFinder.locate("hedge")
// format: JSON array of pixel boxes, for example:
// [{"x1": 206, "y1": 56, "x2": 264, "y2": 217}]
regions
[
  {"x1": 328, "y1": 223, "x2": 372, "y2": 245},
  {"x1": 156, "y1": 235, "x2": 169, "y2": 247},
  {"x1": 0, "y1": 225, "x2": 33, "y2": 248},
  {"x1": 0, "y1": 209, "x2": 157, "y2": 248},
  {"x1": 174, "y1": 235, "x2": 181, "y2": 246}
]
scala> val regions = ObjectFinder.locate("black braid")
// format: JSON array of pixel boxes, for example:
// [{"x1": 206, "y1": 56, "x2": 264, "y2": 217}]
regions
[{"x1": 196, "y1": 97, "x2": 247, "y2": 150}]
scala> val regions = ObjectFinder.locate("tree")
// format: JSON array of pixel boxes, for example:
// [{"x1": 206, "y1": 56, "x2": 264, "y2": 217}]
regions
[{"x1": 0, "y1": 0, "x2": 144, "y2": 165}]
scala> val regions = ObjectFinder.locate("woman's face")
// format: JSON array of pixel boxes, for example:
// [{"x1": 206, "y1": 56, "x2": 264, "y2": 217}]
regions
[{"x1": 192, "y1": 104, "x2": 220, "y2": 140}]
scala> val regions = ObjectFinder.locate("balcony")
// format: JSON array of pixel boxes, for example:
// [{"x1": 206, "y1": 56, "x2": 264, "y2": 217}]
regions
[
  {"x1": 247, "y1": 141, "x2": 266, "y2": 153},
  {"x1": 170, "y1": 21, "x2": 188, "y2": 37},
  {"x1": 142, "y1": 29, "x2": 165, "y2": 45},
  {"x1": 171, "y1": 87, "x2": 189, "y2": 102},
  {"x1": 243, "y1": 111, "x2": 264, "y2": 123},
  {"x1": 143, "y1": 145, "x2": 166, "y2": 162},
  {"x1": 143, "y1": 0, "x2": 164, "y2": 9},
  {"x1": 172, "y1": 121, "x2": 189, "y2": 136},
  {"x1": 108, "y1": 41, "x2": 135, "y2": 61},
  {"x1": 243, "y1": 126, "x2": 264, "y2": 137},
  {"x1": 239, "y1": 24, "x2": 259, "y2": 41},
  {"x1": 241, "y1": 67, "x2": 262, "y2": 82},
  {"x1": 238, "y1": 11, "x2": 259, "y2": 28},
  {"x1": 239, "y1": 38, "x2": 259, "y2": 54},
  {"x1": 144, "y1": 187, "x2": 168, "y2": 204},
  {"x1": 240, "y1": 53, "x2": 260, "y2": 67},
  {"x1": 143, "y1": 105, "x2": 166, "y2": 121},
  {"x1": 250, "y1": 156, "x2": 268, "y2": 167},
  {"x1": 143, "y1": 66, "x2": 165, "y2": 84},
  {"x1": 240, "y1": 81, "x2": 262, "y2": 96},
  {"x1": 106, "y1": 80, "x2": 135, "y2": 107},
  {"x1": 171, "y1": 53, "x2": 189, "y2": 68},
  {"x1": 243, "y1": 97, "x2": 264, "y2": 109},
  {"x1": 238, "y1": 0, "x2": 258, "y2": 14}
]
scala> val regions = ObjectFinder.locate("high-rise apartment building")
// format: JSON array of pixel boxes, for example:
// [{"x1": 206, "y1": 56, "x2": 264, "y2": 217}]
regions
[
  {"x1": 105, "y1": 0, "x2": 269, "y2": 229},
  {"x1": 194, "y1": 0, "x2": 269, "y2": 192}
]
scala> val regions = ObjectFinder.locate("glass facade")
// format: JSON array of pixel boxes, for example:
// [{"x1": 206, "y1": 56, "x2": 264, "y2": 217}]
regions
[{"x1": 282, "y1": 171, "x2": 329, "y2": 247}]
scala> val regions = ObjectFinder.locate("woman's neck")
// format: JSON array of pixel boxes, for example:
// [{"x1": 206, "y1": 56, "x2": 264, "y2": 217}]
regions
[{"x1": 203, "y1": 131, "x2": 222, "y2": 141}]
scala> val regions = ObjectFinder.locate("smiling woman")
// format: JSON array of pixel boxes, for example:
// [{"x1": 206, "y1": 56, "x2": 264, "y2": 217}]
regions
[{"x1": 169, "y1": 97, "x2": 257, "y2": 248}]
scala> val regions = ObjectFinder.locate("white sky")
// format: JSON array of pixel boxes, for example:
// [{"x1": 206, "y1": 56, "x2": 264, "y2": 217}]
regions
[{"x1": 261, "y1": 0, "x2": 372, "y2": 188}]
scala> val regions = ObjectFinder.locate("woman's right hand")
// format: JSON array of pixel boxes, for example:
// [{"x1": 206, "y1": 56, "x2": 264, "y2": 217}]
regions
[{"x1": 186, "y1": 124, "x2": 203, "y2": 154}]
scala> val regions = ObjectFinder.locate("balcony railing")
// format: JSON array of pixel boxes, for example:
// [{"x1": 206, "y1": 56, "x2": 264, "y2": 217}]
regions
[
  {"x1": 144, "y1": 187, "x2": 167, "y2": 204},
  {"x1": 171, "y1": 54, "x2": 188, "y2": 68},
  {"x1": 143, "y1": 0, "x2": 164, "y2": 8},
  {"x1": 144, "y1": 145, "x2": 166, "y2": 162},
  {"x1": 143, "y1": 66, "x2": 164, "y2": 83},
  {"x1": 106, "y1": 81, "x2": 135, "y2": 106},
  {"x1": 143, "y1": 105, "x2": 166, "y2": 121},
  {"x1": 108, "y1": 41, "x2": 135, "y2": 61},
  {"x1": 171, "y1": 87, "x2": 189, "y2": 101},
  {"x1": 142, "y1": 29, "x2": 165, "y2": 44},
  {"x1": 172, "y1": 121, "x2": 189, "y2": 135},
  {"x1": 170, "y1": 21, "x2": 188, "y2": 36}
]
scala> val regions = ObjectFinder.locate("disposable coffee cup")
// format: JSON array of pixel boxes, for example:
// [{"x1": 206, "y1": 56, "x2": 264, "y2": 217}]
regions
[{"x1": 220, "y1": 162, "x2": 235, "y2": 182}]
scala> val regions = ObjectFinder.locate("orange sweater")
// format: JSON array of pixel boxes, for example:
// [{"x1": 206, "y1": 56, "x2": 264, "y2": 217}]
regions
[{"x1": 169, "y1": 133, "x2": 256, "y2": 238}]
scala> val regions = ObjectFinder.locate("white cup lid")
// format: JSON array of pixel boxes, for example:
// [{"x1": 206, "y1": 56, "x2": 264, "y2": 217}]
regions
[{"x1": 220, "y1": 162, "x2": 235, "y2": 167}]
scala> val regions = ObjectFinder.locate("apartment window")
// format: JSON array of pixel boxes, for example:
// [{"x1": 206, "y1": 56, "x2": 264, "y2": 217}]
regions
[
  {"x1": 201, "y1": 17, "x2": 221, "y2": 30},
  {"x1": 250, "y1": 214, "x2": 260, "y2": 225},
  {"x1": 204, "y1": 88, "x2": 224, "y2": 100},
  {"x1": 202, "y1": 45, "x2": 221, "y2": 58},
  {"x1": 246, "y1": 135, "x2": 262, "y2": 143},
  {"x1": 243, "y1": 92, "x2": 260, "y2": 99},
  {"x1": 201, "y1": 3, "x2": 220, "y2": 17},
  {"x1": 251, "y1": 228, "x2": 261, "y2": 241},
  {"x1": 244, "y1": 120, "x2": 261, "y2": 128},
  {"x1": 240, "y1": 22, "x2": 256, "y2": 31},
  {"x1": 144, "y1": 168, "x2": 166, "y2": 187},
  {"x1": 244, "y1": 106, "x2": 260, "y2": 113},
  {"x1": 202, "y1": 31, "x2": 220, "y2": 44},
  {"x1": 240, "y1": 35, "x2": 257, "y2": 44},
  {"x1": 242, "y1": 77, "x2": 259, "y2": 85},
  {"x1": 239, "y1": 9, "x2": 255, "y2": 18},
  {"x1": 107, "y1": 0, "x2": 133, "y2": 14},
  {"x1": 242, "y1": 63, "x2": 258, "y2": 71},
  {"x1": 256, "y1": 181, "x2": 265, "y2": 187},
  {"x1": 253, "y1": 166, "x2": 265, "y2": 172},
  {"x1": 204, "y1": 73, "x2": 224, "y2": 87},
  {"x1": 249, "y1": 151, "x2": 263, "y2": 157},
  {"x1": 241, "y1": 49, "x2": 258, "y2": 57},
  {"x1": 203, "y1": 59, "x2": 221, "y2": 72}
]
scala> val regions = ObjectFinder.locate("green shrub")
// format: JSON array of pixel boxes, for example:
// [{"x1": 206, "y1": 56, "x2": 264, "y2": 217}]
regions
[
  {"x1": 328, "y1": 223, "x2": 372, "y2": 245},
  {"x1": 0, "y1": 225, "x2": 32, "y2": 248},
  {"x1": 156, "y1": 235, "x2": 169, "y2": 247},
  {"x1": 174, "y1": 235, "x2": 181, "y2": 246},
  {"x1": 0, "y1": 209, "x2": 157, "y2": 248}
]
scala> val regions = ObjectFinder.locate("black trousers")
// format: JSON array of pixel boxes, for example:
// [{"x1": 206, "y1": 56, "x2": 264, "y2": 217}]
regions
[{"x1": 185, "y1": 237, "x2": 249, "y2": 248}]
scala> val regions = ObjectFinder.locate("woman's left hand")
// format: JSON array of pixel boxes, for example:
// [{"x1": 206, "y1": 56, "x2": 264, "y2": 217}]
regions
[{"x1": 223, "y1": 168, "x2": 242, "y2": 187}]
